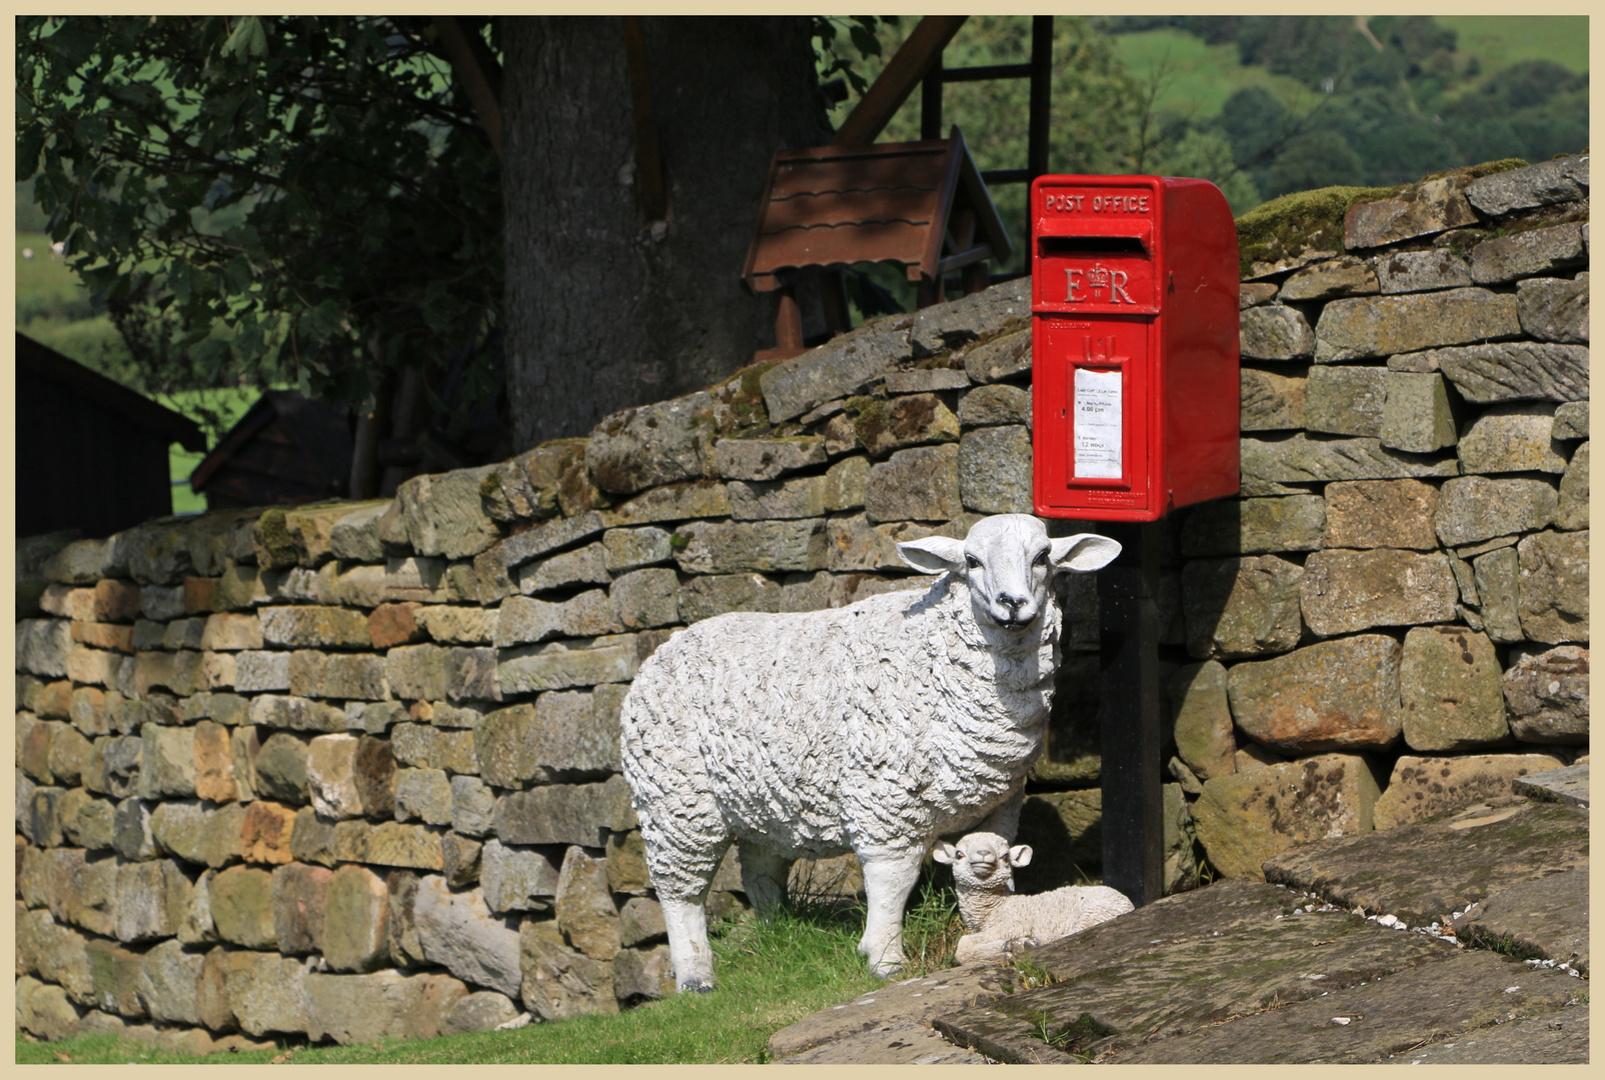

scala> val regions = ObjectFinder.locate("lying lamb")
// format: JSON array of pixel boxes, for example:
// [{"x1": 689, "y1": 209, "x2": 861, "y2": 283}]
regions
[
  {"x1": 619, "y1": 513, "x2": 1120, "y2": 991},
  {"x1": 934, "y1": 831, "x2": 1134, "y2": 963}
]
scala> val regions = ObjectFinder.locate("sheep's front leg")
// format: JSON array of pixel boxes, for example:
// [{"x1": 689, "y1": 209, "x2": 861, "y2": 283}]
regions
[
  {"x1": 661, "y1": 897, "x2": 716, "y2": 993},
  {"x1": 856, "y1": 847, "x2": 926, "y2": 978}
]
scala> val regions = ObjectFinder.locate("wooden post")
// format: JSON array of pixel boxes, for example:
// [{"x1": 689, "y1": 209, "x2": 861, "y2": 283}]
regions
[{"x1": 1096, "y1": 519, "x2": 1164, "y2": 907}]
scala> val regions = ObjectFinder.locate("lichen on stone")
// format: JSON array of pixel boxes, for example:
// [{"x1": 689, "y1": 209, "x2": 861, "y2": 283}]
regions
[{"x1": 1236, "y1": 185, "x2": 1400, "y2": 278}]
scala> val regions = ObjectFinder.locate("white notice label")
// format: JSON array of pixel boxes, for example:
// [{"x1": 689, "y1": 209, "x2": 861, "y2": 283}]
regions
[{"x1": 1073, "y1": 368, "x2": 1123, "y2": 479}]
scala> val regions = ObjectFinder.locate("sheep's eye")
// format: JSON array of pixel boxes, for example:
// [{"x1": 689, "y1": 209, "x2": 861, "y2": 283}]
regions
[
  {"x1": 964, "y1": 554, "x2": 981, "y2": 569},
  {"x1": 1032, "y1": 549, "x2": 1049, "y2": 567}
]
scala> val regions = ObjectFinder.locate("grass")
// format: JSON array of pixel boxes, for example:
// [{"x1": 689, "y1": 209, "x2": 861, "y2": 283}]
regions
[
  {"x1": 1106, "y1": 27, "x2": 1319, "y2": 121},
  {"x1": 16, "y1": 883, "x2": 968, "y2": 1065},
  {"x1": 1435, "y1": 16, "x2": 1588, "y2": 77}
]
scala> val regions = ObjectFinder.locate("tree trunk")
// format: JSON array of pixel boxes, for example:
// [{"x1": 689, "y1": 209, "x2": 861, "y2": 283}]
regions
[{"x1": 502, "y1": 16, "x2": 830, "y2": 449}]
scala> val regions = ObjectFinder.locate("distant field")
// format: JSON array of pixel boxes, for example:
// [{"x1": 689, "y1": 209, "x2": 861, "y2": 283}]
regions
[
  {"x1": 1437, "y1": 15, "x2": 1588, "y2": 76},
  {"x1": 1106, "y1": 27, "x2": 1321, "y2": 120}
]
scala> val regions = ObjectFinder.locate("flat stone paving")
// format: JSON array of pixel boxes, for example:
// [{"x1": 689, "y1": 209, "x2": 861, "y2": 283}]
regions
[{"x1": 771, "y1": 783, "x2": 1588, "y2": 1064}]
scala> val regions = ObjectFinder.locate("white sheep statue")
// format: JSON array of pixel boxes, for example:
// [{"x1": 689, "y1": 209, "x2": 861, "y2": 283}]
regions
[
  {"x1": 934, "y1": 831, "x2": 1134, "y2": 963},
  {"x1": 618, "y1": 513, "x2": 1120, "y2": 992}
]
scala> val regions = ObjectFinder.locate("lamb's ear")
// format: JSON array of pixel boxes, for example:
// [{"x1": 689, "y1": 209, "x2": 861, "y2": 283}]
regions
[
  {"x1": 931, "y1": 842, "x2": 959, "y2": 865},
  {"x1": 1049, "y1": 533, "x2": 1121, "y2": 573},
  {"x1": 1008, "y1": 844, "x2": 1033, "y2": 868},
  {"x1": 898, "y1": 536, "x2": 966, "y2": 574}
]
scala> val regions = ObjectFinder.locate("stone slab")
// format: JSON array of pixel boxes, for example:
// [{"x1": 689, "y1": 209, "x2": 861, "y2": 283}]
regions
[
  {"x1": 1262, "y1": 797, "x2": 1588, "y2": 928},
  {"x1": 773, "y1": 1019, "x2": 995, "y2": 1064},
  {"x1": 1453, "y1": 866, "x2": 1588, "y2": 973},
  {"x1": 1513, "y1": 763, "x2": 1589, "y2": 808}
]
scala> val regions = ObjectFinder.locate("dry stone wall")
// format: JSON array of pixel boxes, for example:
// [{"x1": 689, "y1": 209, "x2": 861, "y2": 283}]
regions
[{"x1": 15, "y1": 154, "x2": 1588, "y2": 1050}]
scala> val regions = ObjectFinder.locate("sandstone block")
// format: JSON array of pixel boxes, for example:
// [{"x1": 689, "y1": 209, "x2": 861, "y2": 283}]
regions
[
  {"x1": 16, "y1": 905, "x2": 95, "y2": 1005},
  {"x1": 235, "y1": 650, "x2": 291, "y2": 692},
  {"x1": 1281, "y1": 255, "x2": 1380, "y2": 301},
  {"x1": 609, "y1": 567, "x2": 681, "y2": 630},
  {"x1": 677, "y1": 571, "x2": 782, "y2": 623},
  {"x1": 1168, "y1": 660, "x2": 1235, "y2": 781},
  {"x1": 605, "y1": 830, "x2": 654, "y2": 894},
  {"x1": 210, "y1": 865, "x2": 277, "y2": 948},
  {"x1": 240, "y1": 800, "x2": 298, "y2": 864},
  {"x1": 1240, "y1": 434, "x2": 1458, "y2": 487},
  {"x1": 1517, "y1": 275, "x2": 1588, "y2": 345},
  {"x1": 1227, "y1": 635, "x2": 1402, "y2": 755},
  {"x1": 249, "y1": 694, "x2": 348, "y2": 733},
  {"x1": 614, "y1": 944, "x2": 676, "y2": 1002},
  {"x1": 1343, "y1": 175, "x2": 1478, "y2": 249},
  {"x1": 391, "y1": 722, "x2": 478, "y2": 773},
  {"x1": 482, "y1": 840, "x2": 564, "y2": 913},
  {"x1": 260, "y1": 605, "x2": 371, "y2": 649},
  {"x1": 1457, "y1": 403, "x2": 1567, "y2": 474},
  {"x1": 114, "y1": 858, "x2": 194, "y2": 943},
  {"x1": 1180, "y1": 555, "x2": 1304, "y2": 660},
  {"x1": 519, "y1": 918, "x2": 619, "y2": 1021},
  {"x1": 587, "y1": 391, "x2": 715, "y2": 495},
  {"x1": 223, "y1": 950, "x2": 310, "y2": 1036},
  {"x1": 151, "y1": 799, "x2": 245, "y2": 868},
  {"x1": 1300, "y1": 548, "x2": 1457, "y2": 636},
  {"x1": 385, "y1": 642, "x2": 450, "y2": 701},
  {"x1": 598, "y1": 480, "x2": 729, "y2": 529},
  {"x1": 413, "y1": 875, "x2": 524, "y2": 995},
  {"x1": 17, "y1": 617, "x2": 72, "y2": 677},
  {"x1": 1517, "y1": 530, "x2": 1589, "y2": 644},
  {"x1": 411, "y1": 605, "x2": 493, "y2": 646},
  {"x1": 760, "y1": 314, "x2": 913, "y2": 422},
  {"x1": 1502, "y1": 645, "x2": 1589, "y2": 745},
  {"x1": 672, "y1": 518, "x2": 828, "y2": 574},
  {"x1": 1471, "y1": 222, "x2": 1586, "y2": 284},
  {"x1": 520, "y1": 541, "x2": 611, "y2": 595},
  {"x1": 1472, "y1": 546, "x2": 1523, "y2": 644},
  {"x1": 271, "y1": 861, "x2": 333, "y2": 955},
  {"x1": 493, "y1": 775, "x2": 636, "y2": 847},
  {"x1": 303, "y1": 969, "x2": 468, "y2": 1045},
  {"x1": 1375, "y1": 753, "x2": 1566, "y2": 829},
  {"x1": 1464, "y1": 156, "x2": 1587, "y2": 215},
  {"x1": 366, "y1": 602, "x2": 423, "y2": 649},
  {"x1": 714, "y1": 436, "x2": 827, "y2": 480},
  {"x1": 957, "y1": 424, "x2": 1033, "y2": 515},
  {"x1": 59, "y1": 788, "x2": 115, "y2": 850},
  {"x1": 958, "y1": 383, "x2": 1031, "y2": 428},
  {"x1": 396, "y1": 465, "x2": 502, "y2": 559},
  {"x1": 1180, "y1": 495, "x2": 1325, "y2": 557},
  {"x1": 1313, "y1": 288, "x2": 1519, "y2": 363},
  {"x1": 18, "y1": 974, "x2": 85, "y2": 1039},
  {"x1": 451, "y1": 775, "x2": 497, "y2": 838},
  {"x1": 251, "y1": 731, "x2": 310, "y2": 804},
  {"x1": 1192, "y1": 754, "x2": 1382, "y2": 880},
  {"x1": 1374, "y1": 248, "x2": 1473, "y2": 293},
  {"x1": 1239, "y1": 367, "x2": 1306, "y2": 431},
  {"x1": 322, "y1": 863, "x2": 392, "y2": 972},
  {"x1": 600, "y1": 527, "x2": 674, "y2": 573},
  {"x1": 441, "y1": 990, "x2": 522, "y2": 1036},
  {"x1": 1430, "y1": 342, "x2": 1589, "y2": 404},
  {"x1": 618, "y1": 896, "x2": 668, "y2": 947},
  {"x1": 555, "y1": 846, "x2": 621, "y2": 961},
  {"x1": 1398, "y1": 626, "x2": 1509, "y2": 751},
  {"x1": 863, "y1": 443, "x2": 962, "y2": 522},
  {"x1": 364, "y1": 821, "x2": 445, "y2": 870},
  {"x1": 1434, "y1": 475, "x2": 1557, "y2": 547},
  {"x1": 727, "y1": 474, "x2": 829, "y2": 521},
  {"x1": 447, "y1": 646, "x2": 501, "y2": 702},
  {"x1": 395, "y1": 767, "x2": 454, "y2": 825},
  {"x1": 112, "y1": 796, "x2": 157, "y2": 860},
  {"x1": 1239, "y1": 305, "x2": 1314, "y2": 360},
  {"x1": 327, "y1": 501, "x2": 390, "y2": 562},
  {"x1": 1381, "y1": 371, "x2": 1458, "y2": 453},
  {"x1": 1555, "y1": 441, "x2": 1589, "y2": 530},
  {"x1": 1320, "y1": 479, "x2": 1437, "y2": 551}
]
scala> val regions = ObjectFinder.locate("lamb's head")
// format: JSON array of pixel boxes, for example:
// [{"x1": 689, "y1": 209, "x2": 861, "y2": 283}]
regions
[
  {"x1": 897, "y1": 514, "x2": 1120, "y2": 634},
  {"x1": 933, "y1": 831, "x2": 1032, "y2": 894}
]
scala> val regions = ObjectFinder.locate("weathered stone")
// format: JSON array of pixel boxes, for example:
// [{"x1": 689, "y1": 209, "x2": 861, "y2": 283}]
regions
[
  {"x1": 380, "y1": 642, "x2": 449, "y2": 702},
  {"x1": 46, "y1": 724, "x2": 92, "y2": 788},
  {"x1": 822, "y1": 411, "x2": 860, "y2": 455},
  {"x1": 519, "y1": 542, "x2": 610, "y2": 595},
  {"x1": 1503, "y1": 645, "x2": 1589, "y2": 744},
  {"x1": 392, "y1": 767, "x2": 452, "y2": 825},
  {"x1": 270, "y1": 861, "x2": 332, "y2": 954},
  {"x1": 223, "y1": 951, "x2": 310, "y2": 1036},
  {"x1": 1240, "y1": 434, "x2": 1458, "y2": 486},
  {"x1": 1314, "y1": 288, "x2": 1519, "y2": 363},
  {"x1": 59, "y1": 788, "x2": 115, "y2": 850},
  {"x1": 16, "y1": 906, "x2": 95, "y2": 1004},
  {"x1": 671, "y1": 518, "x2": 828, "y2": 574},
  {"x1": 1228, "y1": 635, "x2": 1402, "y2": 755},
  {"x1": 1464, "y1": 155, "x2": 1587, "y2": 216},
  {"x1": 957, "y1": 425, "x2": 1032, "y2": 515},
  {"x1": 958, "y1": 383, "x2": 1031, "y2": 428},
  {"x1": 17, "y1": 617, "x2": 72, "y2": 677},
  {"x1": 598, "y1": 479, "x2": 729, "y2": 528},
  {"x1": 761, "y1": 314, "x2": 912, "y2": 423},
  {"x1": 1428, "y1": 342, "x2": 1590, "y2": 406},
  {"x1": 305, "y1": 734, "x2": 371, "y2": 820},
  {"x1": 251, "y1": 692, "x2": 349, "y2": 735},
  {"x1": 888, "y1": 368, "x2": 971, "y2": 395},
  {"x1": 260, "y1": 605, "x2": 371, "y2": 648},
  {"x1": 151, "y1": 799, "x2": 245, "y2": 868},
  {"x1": 609, "y1": 566, "x2": 681, "y2": 630},
  {"x1": 441, "y1": 990, "x2": 522, "y2": 1036},
  {"x1": 326, "y1": 501, "x2": 390, "y2": 562},
  {"x1": 209, "y1": 865, "x2": 277, "y2": 948},
  {"x1": 481, "y1": 839, "x2": 563, "y2": 914},
  {"x1": 17, "y1": 975, "x2": 85, "y2": 1039},
  {"x1": 864, "y1": 443, "x2": 962, "y2": 522},
  {"x1": 1374, "y1": 247, "x2": 1473, "y2": 294},
  {"x1": 444, "y1": 777, "x2": 494, "y2": 841},
  {"x1": 131, "y1": 937, "x2": 204, "y2": 1025},
  {"x1": 240, "y1": 799, "x2": 298, "y2": 864},
  {"x1": 605, "y1": 829, "x2": 654, "y2": 894},
  {"x1": 1471, "y1": 222, "x2": 1586, "y2": 284},
  {"x1": 727, "y1": 473, "x2": 829, "y2": 520},
  {"x1": 1344, "y1": 175, "x2": 1479, "y2": 249},
  {"x1": 963, "y1": 326, "x2": 1031, "y2": 384},
  {"x1": 1554, "y1": 441, "x2": 1589, "y2": 530},
  {"x1": 678, "y1": 572, "x2": 782, "y2": 623},
  {"x1": 1180, "y1": 555, "x2": 1304, "y2": 660},
  {"x1": 586, "y1": 391, "x2": 714, "y2": 495},
  {"x1": 910, "y1": 277, "x2": 1030, "y2": 357},
  {"x1": 1318, "y1": 479, "x2": 1435, "y2": 551},
  {"x1": 617, "y1": 896, "x2": 668, "y2": 948},
  {"x1": 1399, "y1": 626, "x2": 1508, "y2": 751},
  {"x1": 1434, "y1": 475, "x2": 1557, "y2": 546},
  {"x1": 318, "y1": 863, "x2": 390, "y2": 972},
  {"x1": 1517, "y1": 530, "x2": 1588, "y2": 644},
  {"x1": 1239, "y1": 367, "x2": 1305, "y2": 431},
  {"x1": 1375, "y1": 753, "x2": 1567, "y2": 829},
  {"x1": 1239, "y1": 305, "x2": 1314, "y2": 361},
  {"x1": 1300, "y1": 548, "x2": 1457, "y2": 637},
  {"x1": 1180, "y1": 496, "x2": 1325, "y2": 557},
  {"x1": 852, "y1": 393, "x2": 960, "y2": 457},
  {"x1": 361, "y1": 821, "x2": 444, "y2": 870},
  {"x1": 234, "y1": 650, "x2": 290, "y2": 693},
  {"x1": 447, "y1": 645, "x2": 501, "y2": 702},
  {"x1": 1454, "y1": 867, "x2": 1589, "y2": 975},
  {"x1": 554, "y1": 846, "x2": 620, "y2": 961},
  {"x1": 1239, "y1": 282, "x2": 1278, "y2": 308},
  {"x1": 395, "y1": 465, "x2": 501, "y2": 559},
  {"x1": 1380, "y1": 371, "x2": 1458, "y2": 453},
  {"x1": 713, "y1": 436, "x2": 827, "y2": 480},
  {"x1": 598, "y1": 527, "x2": 673, "y2": 575},
  {"x1": 390, "y1": 721, "x2": 477, "y2": 774},
  {"x1": 493, "y1": 775, "x2": 636, "y2": 847},
  {"x1": 110, "y1": 795, "x2": 156, "y2": 860},
  {"x1": 409, "y1": 875, "x2": 524, "y2": 995},
  {"x1": 1280, "y1": 255, "x2": 1378, "y2": 301},
  {"x1": 520, "y1": 917, "x2": 618, "y2": 1020},
  {"x1": 1519, "y1": 275, "x2": 1589, "y2": 347},
  {"x1": 497, "y1": 633, "x2": 656, "y2": 695},
  {"x1": 114, "y1": 857, "x2": 194, "y2": 943},
  {"x1": 1192, "y1": 754, "x2": 1382, "y2": 880},
  {"x1": 1472, "y1": 546, "x2": 1523, "y2": 644},
  {"x1": 613, "y1": 944, "x2": 676, "y2": 1002},
  {"x1": 1168, "y1": 661, "x2": 1235, "y2": 781}
]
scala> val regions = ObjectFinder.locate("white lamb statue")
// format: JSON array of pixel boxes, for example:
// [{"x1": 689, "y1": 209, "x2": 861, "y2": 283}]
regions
[
  {"x1": 619, "y1": 513, "x2": 1120, "y2": 992},
  {"x1": 934, "y1": 831, "x2": 1134, "y2": 963}
]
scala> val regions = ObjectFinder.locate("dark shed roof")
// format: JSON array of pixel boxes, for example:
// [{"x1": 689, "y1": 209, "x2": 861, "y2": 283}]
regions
[{"x1": 188, "y1": 389, "x2": 353, "y2": 509}]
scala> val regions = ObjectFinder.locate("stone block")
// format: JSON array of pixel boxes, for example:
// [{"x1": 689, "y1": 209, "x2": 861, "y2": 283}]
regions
[
  {"x1": 140, "y1": 584, "x2": 188, "y2": 621},
  {"x1": 210, "y1": 865, "x2": 278, "y2": 948},
  {"x1": 1458, "y1": 403, "x2": 1568, "y2": 474},
  {"x1": 17, "y1": 617, "x2": 72, "y2": 677},
  {"x1": 1471, "y1": 222, "x2": 1586, "y2": 284},
  {"x1": 714, "y1": 435, "x2": 827, "y2": 480},
  {"x1": 361, "y1": 821, "x2": 443, "y2": 870},
  {"x1": 851, "y1": 393, "x2": 960, "y2": 457},
  {"x1": 17, "y1": 905, "x2": 95, "y2": 1004},
  {"x1": 613, "y1": 944, "x2": 676, "y2": 1002},
  {"x1": 1192, "y1": 754, "x2": 1382, "y2": 880},
  {"x1": 272, "y1": 861, "x2": 333, "y2": 955},
  {"x1": 396, "y1": 465, "x2": 502, "y2": 559},
  {"x1": 1300, "y1": 548, "x2": 1457, "y2": 637},
  {"x1": 1180, "y1": 555, "x2": 1304, "y2": 660},
  {"x1": 391, "y1": 722, "x2": 478, "y2": 773},
  {"x1": 677, "y1": 572, "x2": 781, "y2": 623},
  {"x1": 671, "y1": 517, "x2": 829, "y2": 574},
  {"x1": 1517, "y1": 530, "x2": 1589, "y2": 644},
  {"x1": 1380, "y1": 371, "x2": 1457, "y2": 453},
  {"x1": 59, "y1": 788, "x2": 115, "y2": 850},
  {"x1": 451, "y1": 775, "x2": 497, "y2": 838},
  {"x1": 1239, "y1": 367, "x2": 1305, "y2": 431},
  {"x1": 1471, "y1": 547, "x2": 1523, "y2": 644},
  {"x1": 1168, "y1": 660, "x2": 1235, "y2": 780},
  {"x1": 252, "y1": 731, "x2": 311, "y2": 804},
  {"x1": 447, "y1": 645, "x2": 501, "y2": 702},
  {"x1": 384, "y1": 642, "x2": 450, "y2": 701},
  {"x1": 963, "y1": 325, "x2": 1031, "y2": 384},
  {"x1": 441, "y1": 990, "x2": 522, "y2": 1036},
  {"x1": 760, "y1": 314, "x2": 913, "y2": 422},
  {"x1": 322, "y1": 863, "x2": 392, "y2": 971},
  {"x1": 1180, "y1": 495, "x2": 1325, "y2": 557},
  {"x1": 1464, "y1": 155, "x2": 1587, "y2": 215},
  {"x1": 112, "y1": 857, "x2": 194, "y2": 944},
  {"x1": 151, "y1": 798, "x2": 245, "y2": 868},
  {"x1": 727, "y1": 474, "x2": 829, "y2": 521},
  {"x1": 234, "y1": 650, "x2": 290, "y2": 693},
  {"x1": 1502, "y1": 645, "x2": 1589, "y2": 744},
  {"x1": 17, "y1": 974, "x2": 86, "y2": 1040},
  {"x1": 249, "y1": 693, "x2": 348, "y2": 733},
  {"x1": 303, "y1": 968, "x2": 468, "y2": 1045},
  {"x1": 618, "y1": 896, "x2": 667, "y2": 947},
  {"x1": 598, "y1": 480, "x2": 729, "y2": 529},
  {"x1": 608, "y1": 566, "x2": 681, "y2": 631},
  {"x1": 1429, "y1": 342, "x2": 1589, "y2": 405},
  {"x1": 1240, "y1": 433, "x2": 1458, "y2": 488},
  {"x1": 556, "y1": 846, "x2": 621, "y2": 961},
  {"x1": 605, "y1": 829, "x2": 654, "y2": 894},
  {"x1": 260, "y1": 605, "x2": 371, "y2": 648},
  {"x1": 395, "y1": 767, "x2": 454, "y2": 825},
  {"x1": 1555, "y1": 441, "x2": 1589, "y2": 530},
  {"x1": 586, "y1": 391, "x2": 715, "y2": 495},
  {"x1": 1320, "y1": 479, "x2": 1437, "y2": 551},
  {"x1": 1238, "y1": 305, "x2": 1314, "y2": 361},
  {"x1": 520, "y1": 541, "x2": 611, "y2": 594},
  {"x1": 1517, "y1": 275, "x2": 1589, "y2": 344},
  {"x1": 1374, "y1": 753, "x2": 1566, "y2": 829},
  {"x1": 223, "y1": 950, "x2": 310, "y2": 1036},
  {"x1": 1343, "y1": 174, "x2": 1478, "y2": 249},
  {"x1": 1313, "y1": 288, "x2": 1519, "y2": 363},
  {"x1": 1374, "y1": 248, "x2": 1473, "y2": 293},
  {"x1": 482, "y1": 839, "x2": 564, "y2": 913},
  {"x1": 327, "y1": 501, "x2": 390, "y2": 562},
  {"x1": 1281, "y1": 255, "x2": 1380, "y2": 301},
  {"x1": 957, "y1": 425, "x2": 1032, "y2": 515},
  {"x1": 958, "y1": 383, "x2": 1031, "y2": 428},
  {"x1": 493, "y1": 775, "x2": 637, "y2": 847},
  {"x1": 1434, "y1": 475, "x2": 1557, "y2": 547},
  {"x1": 241, "y1": 800, "x2": 298, "y2": 864},
  {"x1": 1397, "y1": 626, "x2": 1507, "y2": 751},
  {"x1": 412, "y1": 874, "x2": 524, "y2": 995},
  {"x1": 519, "y1": 917, "x2": 619, "y2": 1021},
  {"x1": 1228, "y1": 635, "x2": 1403, "y2": 755},
  {"x1": 600, "y1": 527, "x2": 673, "y2": 573},
  {"x1": 1304, "y1": 365, "x2": 1387, "y2": 437},
  {"x1": 863, "y1": 443, "x2": 962, "y2": 523}
]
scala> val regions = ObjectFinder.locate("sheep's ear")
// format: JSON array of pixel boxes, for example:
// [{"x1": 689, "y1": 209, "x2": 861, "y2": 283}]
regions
[
  {"x1": 898, "y1": 536, "x2": 966, "y2": 574},
  {"x1": 1008, "y1": 844, "x2": 1033, "y2": 867},
  {"x1": 1049, "y1": 533, "x2": 1121, "y2": 573},
  {"x1": 932, "y1": 842, "x2": 959, "y2": 865}
]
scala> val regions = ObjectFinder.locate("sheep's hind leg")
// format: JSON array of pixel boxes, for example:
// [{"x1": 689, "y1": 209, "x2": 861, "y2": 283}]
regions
[
  {"x1": 736, "y1": 840, "x2": 794, "y2": 918},
  {"x1": 661, "y1": 895, "x2": 717, "y2": 993},
  {"x1": 856, "y1": 847, "x2": 926, "y2": 978}
]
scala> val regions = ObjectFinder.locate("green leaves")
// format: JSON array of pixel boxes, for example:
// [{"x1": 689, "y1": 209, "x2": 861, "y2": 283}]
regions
[{"x1": 220, "y1": 16, "x2": 268, "y2": 61}]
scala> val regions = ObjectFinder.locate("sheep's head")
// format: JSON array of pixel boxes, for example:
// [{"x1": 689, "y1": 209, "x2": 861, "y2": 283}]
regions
[
  {"x1": 897, "y1": 514, "x2": 1120, "y2": 634},
  {"x1": 933, "y1": 831, "x2": 1033, "y2": 893}
]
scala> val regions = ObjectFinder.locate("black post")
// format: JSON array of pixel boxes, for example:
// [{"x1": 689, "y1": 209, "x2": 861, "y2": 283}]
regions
[
  {"x1": 1027, "y1": 16, "x2": 1053, "y2": 180},
  {"x1": 920, "y1": 51, "x2": 943, "y2": 141},
  {"x1": 1096, "y1": 519, "x2": 1164, "y2": 907}
]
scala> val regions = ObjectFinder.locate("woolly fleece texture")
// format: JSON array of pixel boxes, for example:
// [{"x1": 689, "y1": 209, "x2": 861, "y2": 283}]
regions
[{"x1": 618, "y1": 514, "x2": 1119, "y2": 990}]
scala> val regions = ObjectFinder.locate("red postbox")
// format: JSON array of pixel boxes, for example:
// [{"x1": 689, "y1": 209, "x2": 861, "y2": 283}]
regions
[{"x1": 1030, "y1": 175, "x2": 1239, "y2": 522}]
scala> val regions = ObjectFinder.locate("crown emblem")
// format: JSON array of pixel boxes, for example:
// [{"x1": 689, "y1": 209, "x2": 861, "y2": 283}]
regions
[{"x1": 1085, "y1": 263, "x2": 1112, "y2": 289}]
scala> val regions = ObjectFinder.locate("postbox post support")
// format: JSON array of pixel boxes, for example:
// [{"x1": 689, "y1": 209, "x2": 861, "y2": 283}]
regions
[{"x1": 1096, "y1": 519, "x2": 1164, "y2": 907}]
